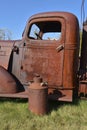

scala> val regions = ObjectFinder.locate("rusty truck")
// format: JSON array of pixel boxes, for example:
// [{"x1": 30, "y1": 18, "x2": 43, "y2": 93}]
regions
[{"x1": 0, "y1": 12, "x2": 87, "y2": 102}]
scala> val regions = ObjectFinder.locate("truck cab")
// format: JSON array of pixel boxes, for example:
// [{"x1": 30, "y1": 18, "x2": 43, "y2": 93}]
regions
[{"x1": 0, "y1": 12, "x2": 80, "y2": 101}]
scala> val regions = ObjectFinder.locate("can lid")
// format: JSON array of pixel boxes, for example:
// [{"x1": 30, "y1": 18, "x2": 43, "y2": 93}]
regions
[{"x1": 33, "y1": 76, "x2": 43, "y2": 83}]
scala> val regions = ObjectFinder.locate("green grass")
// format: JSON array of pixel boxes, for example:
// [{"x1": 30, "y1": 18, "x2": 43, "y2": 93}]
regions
[{"x1": 0, "y1": 98, "x2": 87, "y2": 130}]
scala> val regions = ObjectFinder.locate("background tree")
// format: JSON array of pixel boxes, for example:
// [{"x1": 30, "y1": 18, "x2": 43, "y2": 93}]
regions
[{"x1": 0, "y1": 29, "x2": 12, "y2": 40}]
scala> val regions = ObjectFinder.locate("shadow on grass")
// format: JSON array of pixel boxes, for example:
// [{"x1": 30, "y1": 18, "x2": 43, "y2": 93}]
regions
[
  {"x1": 48, "y1": 98, "x2": 80, "y2": 113},
  {"x1": 0, "y1": 98, "x2": 28, "y2": 103},
  {"x1": 0, "y1": 97, "x2": 81, "y2": 115}
]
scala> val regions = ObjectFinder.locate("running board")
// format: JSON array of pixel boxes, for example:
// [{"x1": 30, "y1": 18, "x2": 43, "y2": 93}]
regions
[{"x1": 0, "y1": 91, "x2": 28, "y2": 99}]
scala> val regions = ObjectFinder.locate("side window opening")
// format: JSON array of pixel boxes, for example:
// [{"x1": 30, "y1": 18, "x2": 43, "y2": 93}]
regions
[
  {"x1": 28, "y1": 21, "x2": 62, "y2": 40},
  {"x1": 29, "y1": 24, "x2": 40, "y2": 39}
]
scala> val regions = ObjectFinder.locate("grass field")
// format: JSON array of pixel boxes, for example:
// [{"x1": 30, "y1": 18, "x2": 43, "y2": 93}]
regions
[{"x1": 0, "y1": 98, "x2": 87, "y2": 130}]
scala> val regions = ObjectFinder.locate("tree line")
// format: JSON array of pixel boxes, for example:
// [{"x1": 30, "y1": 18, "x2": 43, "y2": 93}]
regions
[{"x1": 0, "y1": 29, "x2": 12, "y2": 40}]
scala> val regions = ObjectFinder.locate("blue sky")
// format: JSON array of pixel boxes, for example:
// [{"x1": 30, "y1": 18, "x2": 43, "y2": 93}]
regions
[{"x1": 0, "y1": 0, "x2": 87, "y2": 40}]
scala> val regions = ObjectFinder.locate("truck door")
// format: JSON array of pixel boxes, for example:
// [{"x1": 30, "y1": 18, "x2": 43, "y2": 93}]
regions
[{"x1": 21, "y1": 18, "x2": 65, "y2": 88}]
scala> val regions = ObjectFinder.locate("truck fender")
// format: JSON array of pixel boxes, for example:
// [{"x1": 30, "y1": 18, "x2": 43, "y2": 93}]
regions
[{"x1": 0, "y1": 66, "x2": 18, "y2": 94}]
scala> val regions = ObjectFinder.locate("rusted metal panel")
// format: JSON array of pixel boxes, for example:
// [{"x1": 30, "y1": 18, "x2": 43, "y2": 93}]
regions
[
  {"x1": 19, "y1": 16, "x2": 66, "y2": 88},
  {"x1": 21, "y1": 43, "x2": 64, "y2": 87},
  {"x1": 12, "y1": 40, "x2": 24, "y2": 81},
  {"x1": 63, "y1": 13, "x2": 80, "y2": 89},
  {"x1": 0, "y1": 40, "x2": 14, "y2": 69},
  {"x1": 0, "y1": 12, "x2": 80, "y2": 101},
  {"x1": 0, "y1": 66, "x2": 18, "y2": 94},
  {"x1": 28, "y1": 76, "x2": 48, "y2": 115},
  {"x1": 24, "y1": 12, "x2": 79, "y2": 90},
  {"x1": 79, "y1": 80, "x2": 87, "y2": 97},
  {"x1": 11, "y1": 12, "x2": 80, "y2": 101},
  {"x1": 0, "y1": 91, "x2": 28, "y2": 98}
]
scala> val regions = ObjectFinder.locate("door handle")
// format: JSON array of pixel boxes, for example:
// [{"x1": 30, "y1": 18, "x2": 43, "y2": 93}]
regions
[
  {"x1": 13, "y1": 46, "x2": 19, "y2": 54},
  {"x1": 56, "y1": 45, "x2": 64, "y2": 52}
]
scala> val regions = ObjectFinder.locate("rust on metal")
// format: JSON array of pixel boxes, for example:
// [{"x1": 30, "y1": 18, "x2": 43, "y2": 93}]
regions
[
  {"x1": 0, "y1": 40, "x2": 14, "y2": 69},
  {"x1": 79, "y1": 80, "x2": 87, "y2": 97},
  {"x1": 0, "y1": 66, "x2": 18, "y2": 94},
  {"x1": 0, "y1": 12, "x2": 80, "y2": 102},
  {"x1": 22, "y1": 12, "x2": 79, "y2": 101},
  {"x1": 28, "y1": 75, "x2": 48, "y2": 115}
]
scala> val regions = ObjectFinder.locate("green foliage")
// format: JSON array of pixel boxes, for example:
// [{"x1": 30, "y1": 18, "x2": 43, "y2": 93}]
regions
[{"x1": 0, "y1": 99, "x2": 87, "y2": 130}]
